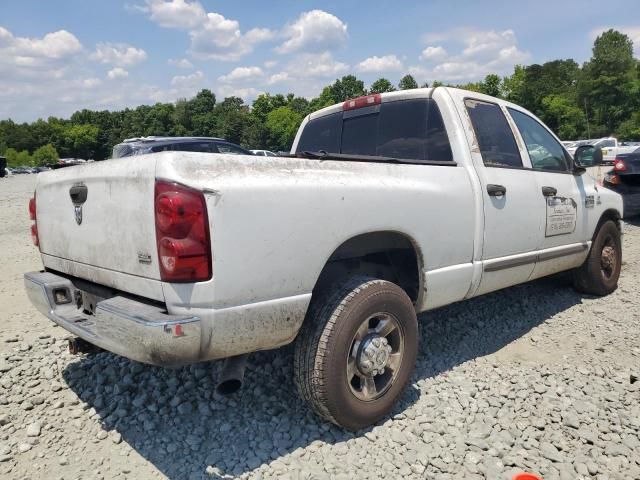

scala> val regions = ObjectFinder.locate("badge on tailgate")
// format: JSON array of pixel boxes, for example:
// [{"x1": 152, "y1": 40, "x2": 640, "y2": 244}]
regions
[{"x1": 69, "y1": 183, "x2": 88, "y2": 225}]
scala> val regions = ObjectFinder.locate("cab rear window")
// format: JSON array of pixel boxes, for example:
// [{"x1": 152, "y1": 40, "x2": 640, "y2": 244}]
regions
[{"x1": 296, "y1": 99, "x2": 453, "y2": 163}]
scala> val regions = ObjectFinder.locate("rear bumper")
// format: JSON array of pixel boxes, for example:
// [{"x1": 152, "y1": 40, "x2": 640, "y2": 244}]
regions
[{"x1": 24, "y1": 271, "x2": 201, "y2": 367}]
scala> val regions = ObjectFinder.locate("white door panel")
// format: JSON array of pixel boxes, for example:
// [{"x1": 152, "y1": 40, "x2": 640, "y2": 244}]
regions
[{"x1": 460, "y1": 98, "x2": 544, "y2": 295}]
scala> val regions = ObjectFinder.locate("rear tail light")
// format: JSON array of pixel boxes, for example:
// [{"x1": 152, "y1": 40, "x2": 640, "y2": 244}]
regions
[
  {"x1": 343, "y1": 93, "x2": 381, "y2": 111},
  {"x1": 29, "y1": 196, "x2": 36, "y2": 220},
  {"x1": 31, "y1": 224, "x2": 39, "y2": 247},
  {"x1": 614, "y1": 158, "x2": 627, "y2": 172},
  {"x1": 155, "y1": 180, "x2": 211, "y2": 282},
  {"x1": 28, "y1": 194, "x2": 39, "y2": 248}
]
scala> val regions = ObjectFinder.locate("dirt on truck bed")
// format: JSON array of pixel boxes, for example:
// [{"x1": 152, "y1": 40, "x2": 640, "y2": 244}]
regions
[{"x1": 1, "y1": 174, "x2": 639, "y2": 480}]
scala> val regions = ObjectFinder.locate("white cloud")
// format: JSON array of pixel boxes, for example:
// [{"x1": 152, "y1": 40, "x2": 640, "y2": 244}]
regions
[
  {"x1": 168, "y1": 58, "x2": 194, "y2": 69},
  {"x1": 590, "y1": 26, "x2": 640, "y2": 57},
  {"x1": 139, "y1": 0, "x2": 275, "y2": 61},
  {"x1": 410, "y1": 28, "x2": 530, "y2": 82},
  {"x1": 420, "y1": 46, "x2": 447, "y2": 61},
  {"x1": 277, "y1": 10, "x2": 348, "y2": 54},
  {"x1": 0, "y1": 27, "x2": 82, "y2": 61},
  {"x1": 170, "y1": 70, "x2": 205, "y2": 88},
  {"x1": 286, "y1": 51, "x2": 349, "y2": 78},
  {"x1": 82, "y1": 78, "x2": 102, "y2": 88},
  {"x1": 264, "y1": 60, "x2": 278, "y2": 69},
  {"x1": 107, "y1": 67, "x2": 129, "y2": 80},
  {"x1": 356, "y1": 54, "x2": 403, "y2": 73},
  {"x1": 190, "y1": 17, "x2": 275, "y2": 61},
  {"x1": 218, "y1": 66, "x2": 263, "y2": 83},
  {"x1": 267, "y1": 71, "x2": 289, "y2": 85},
  {"x1": 141, "y1": 0, "x2": 207, "y2": 29},
  {"x1": 91, "y1": 43, "x2": 147, "y2": 66}
]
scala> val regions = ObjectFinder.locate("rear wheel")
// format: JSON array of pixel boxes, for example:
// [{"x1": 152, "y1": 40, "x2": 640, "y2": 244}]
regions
[
  {"x1": 294, "y1": 276, "x2": 417, "y2": 431},
  {"x1": 572, "y1": 220, "x2": 622, "y2": 296}
]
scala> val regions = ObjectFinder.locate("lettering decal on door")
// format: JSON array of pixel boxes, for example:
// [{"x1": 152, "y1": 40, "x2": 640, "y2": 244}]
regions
[
  {"x1": 585, "y1": 195, "x2": 595, "y2": 208},
  {"x1": 545, "y1": 197, "x2": 577, "y2": 237}
]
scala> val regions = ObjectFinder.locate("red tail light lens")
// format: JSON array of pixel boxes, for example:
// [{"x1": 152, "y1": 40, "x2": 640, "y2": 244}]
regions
[
  {"x1": 155, "y1": 180, "x2": 211, "y2": 282},
  {"x1": 31, "y1": 224, "x2": 39, "y2": 247},
  {"x1": 343, "y1": 93, "x2": 381, "y2": 111},
  {"x1": 29, "y1": 196, "x2": 36, "y2": 220},
  {"x1": 29, "y1": 194, "x2": 39, "y2": 248},
  {"x1": 614, "y1": 158, "x2": 627, "y2": 172}
]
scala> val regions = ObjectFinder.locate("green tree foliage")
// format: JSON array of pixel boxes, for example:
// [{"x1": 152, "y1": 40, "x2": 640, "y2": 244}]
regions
[
  {"x1": 398, "y1": 74, "x2": 419, "y2": 90},
  {"x1": 265, "y1": 106, "x2": 303, "y2": 151},
  {"x1": 369, "y1": 78, "x2": 396, "y2": 93},
  {"x1": 328, "y1": 75, "x2": 366, "y2": 102},
  {"x1": 4, "y1": 148, "x2": 19, "y2": 167},
  {"x1": 16, "y1": 150, "x2": 33, "y2": 166},
  {"x1": 32, "y1": 144, "x2": 59, "y2": 166},
  {"x1": 502, "y1": 65, "x2": 526, "y2": 104},
  {"x1": 583, "y1": 29, "x2": 637, "y2": 134}
]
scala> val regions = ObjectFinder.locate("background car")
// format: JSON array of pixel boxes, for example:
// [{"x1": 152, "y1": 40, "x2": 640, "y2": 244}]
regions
[
  {"x1": 250, "y1": 149, "x2": 278, "y2": 157},
  {"x1": 603, "y1": 146, "x2": 640, "y2": 218},
  {"x1": 112, "y1": 136, "x2": 252, "y2": 158}
]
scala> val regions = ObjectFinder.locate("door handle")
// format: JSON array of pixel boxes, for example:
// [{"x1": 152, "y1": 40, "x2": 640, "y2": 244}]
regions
[
  {"x1": 487, "y1": 184, "x2": 506, "y2": 197},
  {"x1": 541, "y1": 186, "x2": 557, "y2": 197}
]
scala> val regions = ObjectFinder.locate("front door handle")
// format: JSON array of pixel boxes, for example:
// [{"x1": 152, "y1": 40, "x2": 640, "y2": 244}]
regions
[
  {"x1": 541, "y1": 186, "x2": 557, "y2": 197},
  {"x1": 487, "y1": 184, "x2": 507, "y2": 197}
]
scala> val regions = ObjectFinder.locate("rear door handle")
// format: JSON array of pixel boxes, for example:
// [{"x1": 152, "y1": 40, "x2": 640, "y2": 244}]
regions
[
  {"x1": 541, "y1": 186, "x2": 557, "y2": 197},
  {"x1": 487, "y1": 184, "x2": 506, "y2": 197}
]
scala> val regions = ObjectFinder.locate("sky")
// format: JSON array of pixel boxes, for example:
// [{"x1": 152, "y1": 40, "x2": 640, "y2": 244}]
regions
[{"x1": 0, "y1": 0, "x2": 639, "y2": 122}]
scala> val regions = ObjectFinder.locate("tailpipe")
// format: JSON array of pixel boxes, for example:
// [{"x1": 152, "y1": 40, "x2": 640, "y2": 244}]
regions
[
  {"x1": 68, "y1": 337, "x2": 103, "y2": 355},
  {"x1": 215, "y1": 354, "x2": 248, "y2": 395}
]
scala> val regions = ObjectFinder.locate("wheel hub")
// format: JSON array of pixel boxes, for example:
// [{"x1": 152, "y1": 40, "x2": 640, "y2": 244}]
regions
[
  {"x1": 357, "y1": 336, "x2": 392, "y2": 376},
  {"x1": 601, "y1": 245, "x2": 615, "y2": 270}
]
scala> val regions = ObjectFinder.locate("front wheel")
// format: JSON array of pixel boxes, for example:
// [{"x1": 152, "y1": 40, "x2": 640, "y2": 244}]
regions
[
  {"x1": 573, "y1": 219, "x2": 622, "y2": 296},
  {"x1": 294, "y1": 276, "x2": 418, "y2": 431}
]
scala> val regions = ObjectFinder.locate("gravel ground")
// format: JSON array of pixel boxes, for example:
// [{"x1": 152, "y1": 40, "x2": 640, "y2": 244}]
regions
[{"x1": 1, "y1": 174, "x2": 639, "y2": 480}]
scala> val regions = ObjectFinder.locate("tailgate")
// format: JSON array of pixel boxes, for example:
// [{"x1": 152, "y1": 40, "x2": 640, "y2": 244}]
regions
[{"x1": 35, "y1": 156, "x2": 161, "y2": 281}]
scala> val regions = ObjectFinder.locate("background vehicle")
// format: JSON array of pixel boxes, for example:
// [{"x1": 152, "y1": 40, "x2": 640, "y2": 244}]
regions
[
  {"x1": 25, "y1": 88, "x2": 622, "y2": 430},
  {"x1": 112, "y1": 137, "x2": 252, "y2": 158},
  {"x1": 0, "y1": 156, "x2": 6, "y2": 178},
  {"x1": 565, "y1": 137, "x2": 636, "y2": 162},
  {"x1": 603, "y1": 147, "x2": 640, "y2": 217},
  {"x1": 250, "y1": 149, "x2": 278, "y2": 157}
]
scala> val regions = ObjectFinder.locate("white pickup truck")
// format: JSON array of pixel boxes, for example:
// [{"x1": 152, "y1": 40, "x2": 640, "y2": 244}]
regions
[{"x1": 25, "y1": 88, "x2": 623, "y2": 430}]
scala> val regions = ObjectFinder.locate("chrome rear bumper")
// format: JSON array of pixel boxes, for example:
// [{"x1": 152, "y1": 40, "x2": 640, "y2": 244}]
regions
[{"x1": 24, "y1": 271, "x2": 201, "y2": 367}]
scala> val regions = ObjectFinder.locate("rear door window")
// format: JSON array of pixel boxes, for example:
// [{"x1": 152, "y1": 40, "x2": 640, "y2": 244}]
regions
[
  {"x1": 296, "y1": 99, "x2": 453, "y2": 162},
  {"x1": 465, "y1": 99, "x2": 522, "y2": 168}
]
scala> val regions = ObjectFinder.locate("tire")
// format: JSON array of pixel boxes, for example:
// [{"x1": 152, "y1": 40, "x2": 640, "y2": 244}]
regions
[
  {"x1": 294, "y1": 276, "x2": 418, "y2": 431},
  {"x1": 572, "y1": 219, "x2": 622, "y2": 296}
]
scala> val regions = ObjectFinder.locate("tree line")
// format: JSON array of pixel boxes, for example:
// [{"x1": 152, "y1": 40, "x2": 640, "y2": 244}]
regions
[{"x1": 1, "y1": 29, "x2": 638, "y2": 167}]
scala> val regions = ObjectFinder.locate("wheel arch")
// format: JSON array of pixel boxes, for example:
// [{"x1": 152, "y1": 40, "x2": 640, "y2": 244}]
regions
[
  {"x1": 309, "y1": 230, "x2": 424, "y2": 307},
  {"x1": 596, "y1": 208, "x2": 622, "y2": 236}
]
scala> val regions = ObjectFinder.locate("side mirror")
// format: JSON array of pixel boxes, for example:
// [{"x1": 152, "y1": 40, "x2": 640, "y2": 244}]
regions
[{"x1": 574, "y1": 145, "x2": 603, "y2": 168}]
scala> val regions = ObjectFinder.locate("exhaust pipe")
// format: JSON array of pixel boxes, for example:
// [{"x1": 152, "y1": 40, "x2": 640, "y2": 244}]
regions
[
  {"x1": 215, "y1": 354, "x2": 248, "y2": 395},
  {"x1": 68, "y1": 337, "x2": 103, "y2": 355}
]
